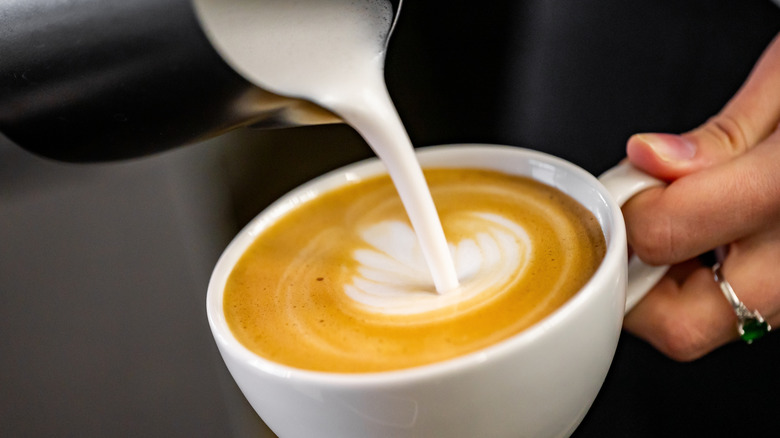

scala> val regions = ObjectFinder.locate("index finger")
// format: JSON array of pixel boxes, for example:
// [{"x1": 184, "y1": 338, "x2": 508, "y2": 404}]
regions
[
  {"x1": 713, "y1": 32, "x2": 780, "y2": 149},
  {"x1": 623, "y1": 129, "x2": 780, "y2": 266}
]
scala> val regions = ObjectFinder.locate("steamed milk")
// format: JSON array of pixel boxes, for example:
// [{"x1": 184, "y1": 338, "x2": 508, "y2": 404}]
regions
[{"x1": 201, "y1": 0, "x2": 606, "y2": 372}]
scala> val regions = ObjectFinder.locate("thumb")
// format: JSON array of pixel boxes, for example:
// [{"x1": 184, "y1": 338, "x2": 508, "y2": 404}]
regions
[
  {"x1": 627, "y1": 33, "x2": 780, "y2": 181},
  {"x1": 625, "y1": 132, "x2": 707, "y2": 181},
  {"x1": 625, "y1": 125, "x2": 742, "y2": 181}
]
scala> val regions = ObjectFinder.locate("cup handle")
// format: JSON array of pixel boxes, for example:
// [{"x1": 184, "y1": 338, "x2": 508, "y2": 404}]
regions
[{"x1": 598, "y1": 162, "x2": 669, "y2": 313}]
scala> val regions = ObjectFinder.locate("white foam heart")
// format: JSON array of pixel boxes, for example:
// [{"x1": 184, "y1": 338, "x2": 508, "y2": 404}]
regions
[{"x1": 344, "y1": 213, "x2": 532, "y2": 315}]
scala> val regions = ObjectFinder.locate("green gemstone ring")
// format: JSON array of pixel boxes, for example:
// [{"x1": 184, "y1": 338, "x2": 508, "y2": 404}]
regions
[{"x1": 712, "y1": 263, "x2": 771, "y2": 344}]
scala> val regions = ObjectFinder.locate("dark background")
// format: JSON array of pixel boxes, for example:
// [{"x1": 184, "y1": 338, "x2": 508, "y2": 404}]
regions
[{"x1": 1, "y1": 0, "x2": 779, "y2": 436}]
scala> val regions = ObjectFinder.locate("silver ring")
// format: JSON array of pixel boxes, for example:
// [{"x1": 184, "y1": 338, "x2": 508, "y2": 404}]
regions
[{"x1": 712, "y1": 263, "x2": 771, "y2": 344}]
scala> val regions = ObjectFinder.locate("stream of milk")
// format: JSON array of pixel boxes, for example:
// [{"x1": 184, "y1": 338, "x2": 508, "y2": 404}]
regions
[{"x1": 194, "y1": 0, "x2": 460, "y2": 292}]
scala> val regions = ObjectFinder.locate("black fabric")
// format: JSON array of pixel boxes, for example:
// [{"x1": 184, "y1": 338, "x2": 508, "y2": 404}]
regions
[{"x1": 385, "y1": 1, "x2": 780, "y2": 436}]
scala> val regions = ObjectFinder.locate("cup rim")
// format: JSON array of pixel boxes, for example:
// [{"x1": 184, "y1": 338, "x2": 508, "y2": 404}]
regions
[{"x1": 207, "y1": 143, "x2": 626, "y2": 387}]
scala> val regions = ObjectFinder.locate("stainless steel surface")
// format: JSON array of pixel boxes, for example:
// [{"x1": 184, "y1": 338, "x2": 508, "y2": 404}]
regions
[
  {"x1": 0, "y1": 125, "x2": 371, "y2": 437},
  {"x1": 0, "y1": 0, "x2": 400, "y2": 162},
  {"x1": 0, "y1": 132, "x2": 262, "y2": 436}
]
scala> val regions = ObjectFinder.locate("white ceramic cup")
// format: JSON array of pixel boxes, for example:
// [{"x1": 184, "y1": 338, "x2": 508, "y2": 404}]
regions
[{"x1": 207, "y1": 144, "x2": 668, "y2": 438}]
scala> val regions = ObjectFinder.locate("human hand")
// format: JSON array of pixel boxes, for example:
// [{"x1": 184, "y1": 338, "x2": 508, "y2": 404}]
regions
[{"x1": 621, "y1": 33, "x2": 780, "y2": 361}]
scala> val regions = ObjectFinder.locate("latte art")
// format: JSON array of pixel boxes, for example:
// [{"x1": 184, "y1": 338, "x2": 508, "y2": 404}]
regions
[
  {"x1": 224, "y1": 167, "x2": 606, "y2": 372},
  {"x1": 346, "y1": 213, "x2": 534, "y2": 316}
]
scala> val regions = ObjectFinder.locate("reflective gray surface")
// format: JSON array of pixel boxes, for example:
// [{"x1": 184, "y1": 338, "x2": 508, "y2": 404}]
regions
[
  {"x1": 0, "y1": 133, "x2": 243, "y2": 436},
  {"x1": 0, "y1": 125, "x2": 371, "y2": 437}
]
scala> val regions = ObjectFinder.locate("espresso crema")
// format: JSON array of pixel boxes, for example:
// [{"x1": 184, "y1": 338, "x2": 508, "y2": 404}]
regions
[{"x1": 224, "y1": 168, "x2": 606, "y2": 373}]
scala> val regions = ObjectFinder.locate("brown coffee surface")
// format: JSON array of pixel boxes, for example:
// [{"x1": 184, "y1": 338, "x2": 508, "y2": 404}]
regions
[{"x1": 224, "y1": 168, "x2": 605, "y2": 373}]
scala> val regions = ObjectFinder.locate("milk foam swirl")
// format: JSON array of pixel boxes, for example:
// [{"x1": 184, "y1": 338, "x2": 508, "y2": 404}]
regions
[
  {"x1": 270, "y1": 177, "x2": 581, "y2": 325},
  {"x1": 345, "y1": 213, "x2": 532, "y2": 315}
]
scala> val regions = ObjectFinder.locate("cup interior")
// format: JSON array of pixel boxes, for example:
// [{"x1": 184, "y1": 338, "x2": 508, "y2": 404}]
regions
[{"x1": 206, "y1": 144, "x2": 624, "y2": 382}]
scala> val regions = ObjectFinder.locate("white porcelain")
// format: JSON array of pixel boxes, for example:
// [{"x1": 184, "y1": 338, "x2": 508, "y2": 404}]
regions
[{"x1": 207, "y1": 144, "x2": 667, "y2": 438}]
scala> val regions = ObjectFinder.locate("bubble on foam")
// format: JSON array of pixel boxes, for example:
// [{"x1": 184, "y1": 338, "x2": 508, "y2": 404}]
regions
[
  {"x1": 344, "y1": 213, "x2": 532, "y2": 315},
  {"x1": 365, "y1": 0, "x2": 395, "y2": 48}
]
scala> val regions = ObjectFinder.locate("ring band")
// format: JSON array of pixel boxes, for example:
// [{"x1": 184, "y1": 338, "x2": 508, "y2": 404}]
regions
[{"x1": 712, "y1": 263, "x2": 771, "y2": 343}]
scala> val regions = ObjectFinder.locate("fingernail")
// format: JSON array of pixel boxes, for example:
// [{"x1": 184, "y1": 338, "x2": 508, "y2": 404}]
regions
[{"x1": 636, "y1": 133, "x2": 696, "y2": 162}]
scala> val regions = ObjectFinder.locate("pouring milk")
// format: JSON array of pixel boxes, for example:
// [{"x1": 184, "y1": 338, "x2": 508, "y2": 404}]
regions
[{"x1": 193, "y1": 0, "x2": 461, "y2": 293}]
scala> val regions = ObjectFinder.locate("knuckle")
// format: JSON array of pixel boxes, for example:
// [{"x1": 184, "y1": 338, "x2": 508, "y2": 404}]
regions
[
  {"x1": 628, "y1": 213, "x2": 676, "y2": 265},
  {"x1": 700, "y1": 113, "x2": 751, "y2": 155},
  {"x1": 654, "y1": 317, "x2": 711, "y2": 362}
]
